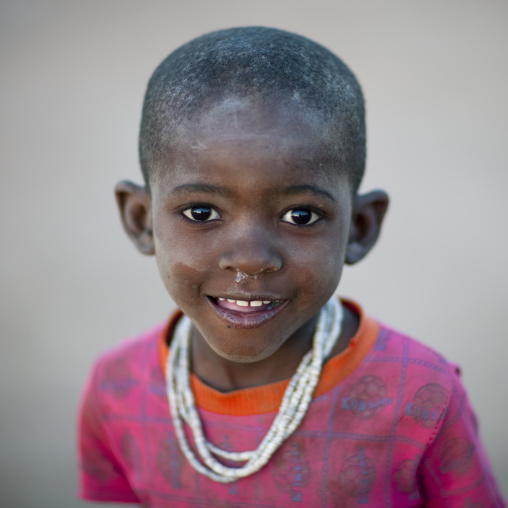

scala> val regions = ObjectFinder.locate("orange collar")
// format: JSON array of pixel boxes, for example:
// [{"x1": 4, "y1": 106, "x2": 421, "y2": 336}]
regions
[{"x1": 158, "y1": 300, "x2": 379, "y2": 416}]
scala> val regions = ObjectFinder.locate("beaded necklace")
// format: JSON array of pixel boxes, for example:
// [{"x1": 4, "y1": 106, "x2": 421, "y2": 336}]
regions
[{"x1": 166, "y1": 297, "x2": 343, "y2": 483}]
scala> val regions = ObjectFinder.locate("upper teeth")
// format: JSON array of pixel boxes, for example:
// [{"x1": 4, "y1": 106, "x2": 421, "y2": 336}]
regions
[{"x1": 219, "y1": 298, "x2": 272, "y2": 307}]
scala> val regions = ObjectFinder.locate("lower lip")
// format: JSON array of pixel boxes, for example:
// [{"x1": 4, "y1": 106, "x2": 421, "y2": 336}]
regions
[{"x1": 207, "y1": 297, "x2": 288, "y2": 329}]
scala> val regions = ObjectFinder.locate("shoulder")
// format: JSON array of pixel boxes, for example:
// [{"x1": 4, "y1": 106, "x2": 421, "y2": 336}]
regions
[
  {"x1": 83, "y1": 321, "x2": 167, "y2": 407},
  {"x1": 372, "y1": 321, "x2": 452, "y2": 364},
  {"x1": 340, "y1": 300, "x2": 459, "y2": 393},
  {"x1": 370, "y1": 321, "x2": 459, "y2": 384},
  {"x1": 93, "y1": 321, "x2": 165, "y2": 371},
  {"x1": 357, "y1": 321, "x2": 461, "y2": 440}
]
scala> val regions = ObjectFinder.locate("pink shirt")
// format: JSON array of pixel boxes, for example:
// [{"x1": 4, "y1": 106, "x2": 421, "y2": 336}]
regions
[{"x1": 78, "y1": 302, "x2": 504, "y2": 507}]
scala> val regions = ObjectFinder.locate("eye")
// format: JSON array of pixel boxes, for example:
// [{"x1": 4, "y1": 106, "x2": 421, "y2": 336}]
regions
[
  {"x1": 182, "y1": 206, "x2": 220, "y2": 222},
  {"x1": 281, "y1": 208, "x2": 321, "y2": 226}
]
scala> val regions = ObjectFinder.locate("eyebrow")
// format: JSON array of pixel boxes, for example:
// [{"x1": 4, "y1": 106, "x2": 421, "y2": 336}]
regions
[
  {"x1": 170, "y1": 183, "x2": 234, "y2": 198},
  {"x1": 281, "y1": 184, "x2": 336, "y2": 202},
  {"x1": 170, "y1": 182, "x2": 335, "y2": 202}
]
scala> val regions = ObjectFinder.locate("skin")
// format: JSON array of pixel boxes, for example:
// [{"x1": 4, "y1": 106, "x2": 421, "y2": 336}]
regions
[{"x1": 116, "y1": 97, "x2": 388, "y2": 392}]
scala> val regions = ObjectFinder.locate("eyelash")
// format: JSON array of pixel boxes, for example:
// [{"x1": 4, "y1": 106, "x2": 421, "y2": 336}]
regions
[{"x1": 180, "y1": 205, "x2": 323, "y2": 226}]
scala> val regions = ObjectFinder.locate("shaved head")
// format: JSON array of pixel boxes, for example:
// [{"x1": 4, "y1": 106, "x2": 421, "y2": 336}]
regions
[{"x1": 139, "y1": 27, "x2": 366, "y2": 192}]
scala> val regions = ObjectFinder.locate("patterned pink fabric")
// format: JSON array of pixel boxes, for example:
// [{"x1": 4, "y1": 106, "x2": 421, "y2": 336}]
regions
[{"x1": 78, "y1": 317, "x2": 504, "y2": 507}]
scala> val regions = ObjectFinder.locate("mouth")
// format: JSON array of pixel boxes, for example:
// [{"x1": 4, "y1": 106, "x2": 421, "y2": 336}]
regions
[{"x1": 207, "y1": 295, "x2": 288, "y2": 328}]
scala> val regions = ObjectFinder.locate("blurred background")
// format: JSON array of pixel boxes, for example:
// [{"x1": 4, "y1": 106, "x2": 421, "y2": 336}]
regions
[{"x1": 1, "y1": 0, "x2": 507, "y2": 506}]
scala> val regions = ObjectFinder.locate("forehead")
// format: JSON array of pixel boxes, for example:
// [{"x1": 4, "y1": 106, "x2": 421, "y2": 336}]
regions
[
  {"x1": 189, "y1": 95, "x2": 322, "y2": 137},
  {"x1": 151, "y1": 96, "x2": 345, "y2": 191}
]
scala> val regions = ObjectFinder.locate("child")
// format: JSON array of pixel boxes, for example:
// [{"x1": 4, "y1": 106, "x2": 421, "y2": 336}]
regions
[{"x1": 78, "y1": 27, "x2": 504, "y2": 507}]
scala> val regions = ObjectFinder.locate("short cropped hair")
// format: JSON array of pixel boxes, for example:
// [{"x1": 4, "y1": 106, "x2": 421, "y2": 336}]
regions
[{"x1": 139, "y1": 26, "x2": 366, "y2": 191}]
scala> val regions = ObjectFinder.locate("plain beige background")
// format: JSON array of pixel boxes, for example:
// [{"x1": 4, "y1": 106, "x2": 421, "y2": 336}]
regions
[{"x1": 1, "y1": 1, "x2": 507, "y2": 506}]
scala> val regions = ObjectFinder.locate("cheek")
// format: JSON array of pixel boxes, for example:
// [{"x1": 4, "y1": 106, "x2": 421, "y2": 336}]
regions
[
  {"x1": 153, "y1": 228, "x2": 214, "y2": 300},
  {"x1": 301, "y1": 257, "x2": 343, "y2": 299},
  {"x1": 287, "y1": 233, "x2": 345, "y2": 303}
]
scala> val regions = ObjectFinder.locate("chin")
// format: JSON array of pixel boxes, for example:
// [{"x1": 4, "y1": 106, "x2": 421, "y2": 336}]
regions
[{"x1": 209, "y1": 342, "x2": 280, "y2": 364}]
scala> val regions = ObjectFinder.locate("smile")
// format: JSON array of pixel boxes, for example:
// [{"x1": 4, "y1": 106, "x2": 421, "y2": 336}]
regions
[
  {"x1": 217, "y1": 297, "x2": 282, "y2": 311},
  {"x1": 207, "y1": 296, "x2": 288, "y2": 328}
]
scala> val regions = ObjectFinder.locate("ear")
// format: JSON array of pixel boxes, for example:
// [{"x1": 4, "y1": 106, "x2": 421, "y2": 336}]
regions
[
  {"x1": 345, "y1": 190, "x2": 389, "y2": 265},
  {"x1": 115, "y1": 180, "x2": 155, "y2": 255}
]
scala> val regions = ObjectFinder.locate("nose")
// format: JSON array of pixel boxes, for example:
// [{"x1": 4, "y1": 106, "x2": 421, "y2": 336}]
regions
[{"x1": 218, "y1": 224, "x2": 283, "y2": 276}]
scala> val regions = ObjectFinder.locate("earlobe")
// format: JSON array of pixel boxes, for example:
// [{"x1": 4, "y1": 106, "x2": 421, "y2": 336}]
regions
[
  {"x1": 345, "y1": 190, "x2": 389, "y2": 265},
  {"x1": 115, "y1": 180, "x2": 155, "y2": 255}
]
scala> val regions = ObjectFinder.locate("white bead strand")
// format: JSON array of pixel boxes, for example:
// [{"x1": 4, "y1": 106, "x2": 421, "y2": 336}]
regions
[{"x1": 166, "y1": 297, "x2": 344, "y2": 483}]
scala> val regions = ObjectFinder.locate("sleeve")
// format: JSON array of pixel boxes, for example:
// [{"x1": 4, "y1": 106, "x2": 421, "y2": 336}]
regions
[
  {"x1": 77, "y1": 362, "x2": 142, "y2": 504},
  {"x1": 419, "y1": 365, "x2": 505, "y2": 507}
]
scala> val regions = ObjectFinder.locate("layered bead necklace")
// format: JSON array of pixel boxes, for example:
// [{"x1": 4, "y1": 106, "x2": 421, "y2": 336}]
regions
[{"x1": 166, "y1": 297, "x2": 343, "y2": 483}]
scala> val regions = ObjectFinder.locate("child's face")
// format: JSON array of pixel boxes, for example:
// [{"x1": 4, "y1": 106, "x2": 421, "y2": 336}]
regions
[
  {"x1": 118, "y1": 96, "x2": 388, "y2": 366},
  {"x1": 148, "y1": 97, "x2": 354, "y2": 363}
]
